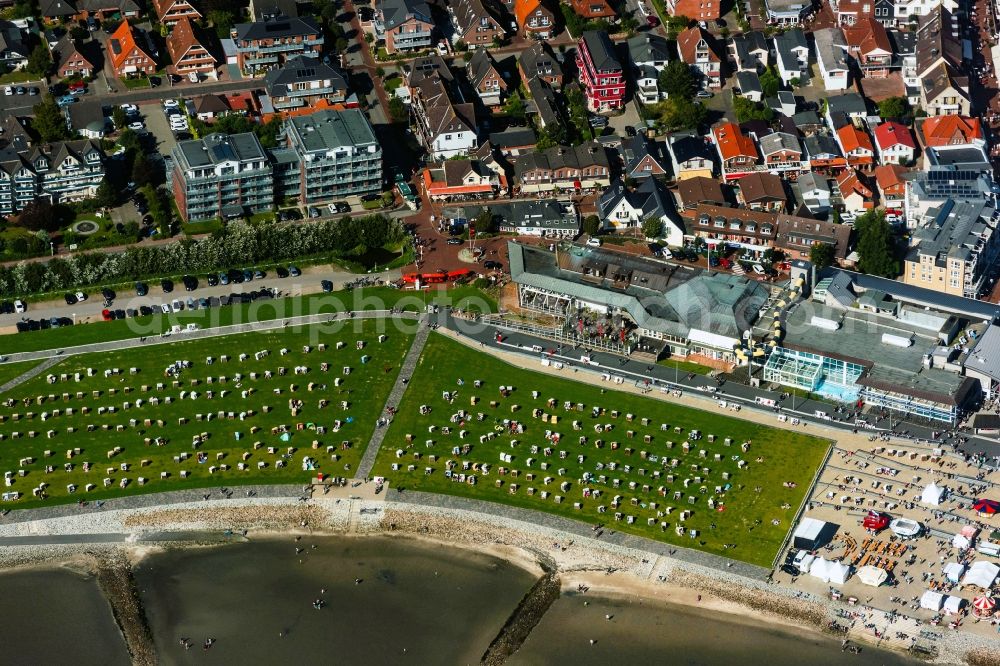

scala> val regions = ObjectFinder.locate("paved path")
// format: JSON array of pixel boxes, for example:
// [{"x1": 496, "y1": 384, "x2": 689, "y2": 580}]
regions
[
  {"x1": 0, "y1": 356, "x2": 64, "y2": 395},
  {"x1": 356, "y1": 315, "x2": 430, "y2": 478},
  {"x1": 1, "y1": 308, "x2": 417, "y2": 365},
  {"x1": 393, "y1": 490, "x2": 771, "y2": 580}
]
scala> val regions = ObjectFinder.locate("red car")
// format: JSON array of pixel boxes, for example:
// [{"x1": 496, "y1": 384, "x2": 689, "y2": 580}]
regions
[
  {"x1": 101, "y1": 308, "x2": 111, "y2": 321},
  {"x1": 646, "y1": 15, "x2": 660, "y2": 27}
]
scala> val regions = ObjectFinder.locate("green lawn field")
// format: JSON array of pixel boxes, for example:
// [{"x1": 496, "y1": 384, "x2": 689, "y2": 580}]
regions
[
  {"x1": 373, "y1": 335, "x2": 831, "y2": 567},
  {"x1": 1, "y1": 286, "x2": 495, "y2": 355},
  {"x1": 0, "y1": 320, "x2": 413, "y2": 508},
  {"x1": 0, "y1": 360, "x2": 44, "y2": 390}
]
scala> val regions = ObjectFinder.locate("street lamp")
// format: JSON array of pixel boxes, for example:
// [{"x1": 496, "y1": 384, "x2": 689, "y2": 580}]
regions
[{"x1": 49, "y1": 241, "x2": 54, "y2": 256}]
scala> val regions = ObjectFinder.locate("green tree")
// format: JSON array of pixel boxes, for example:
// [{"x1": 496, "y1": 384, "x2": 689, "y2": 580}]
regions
[
  {"x1": 16, "y1": 200, "x2": 58, "y2": 232},
  {"x1": 582, "y1": 215, "x2": 601, "y2": 236},
  {"x1": 335, "y1": 37, "x2": 348, "y2": 53},
  {"x1": 131, "y1": 154, "x2": 157, "y2": 188},
  {"x1": 655, "y1": 98, "x2": 708, "y2": 131},
  {"x1": 207, "y1": 9, "x2": 235, "y2": 39},
  {"x1": 733, "y1": 96, "x2": 774, "y2": 123},
  {"x1": 26, "y1": 44, "x2": 52, "y2": 78},
  {"x1": 94, "y1": 177, "x2": 117, "y2": 208},
  {"x1": 641, "y1": 217, "x2": 664, "y2": 238},
  {"x1": 809, "y1": 242, "x2": 834, "y2": 269},
  {"x1": 254, "y1": 117, "x2": 282, "y2": 148},
  {"x1": 855, "y1": 209, "x2": 898, "y2": 277},
  {"x1": 658, "y1": 60, "x2": 696, "y2": 101},
  {"x1": 537, "y1": 123, "x2": 567, "y2": 149},
  {"x1": 388, "y1": 96, "x2": 407, "y2": 123},
  {"x1": 759, "y1": 66, "x2": 781, "y2": 98},
  {"x1": 877, "y1": 96, "x2": 912, "y2": 123},
  {"x1": 112, "y1": 106, "x2": 128, "y2": 130},
  {"x1": 665, "y1": 15, "x2": 691, "y2": 37},
  {"x1": 31, "y1": 96, "x2": 71, "y2": 143},
  {"x1": 504, "y1": 91, "x2": 526, "y2": 122},
  {"x1": 473, "y1": 208, "x2": 496, "y2": 233}
]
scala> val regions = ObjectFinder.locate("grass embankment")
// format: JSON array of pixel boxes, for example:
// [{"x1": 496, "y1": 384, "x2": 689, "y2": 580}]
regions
[
  {"x1": 0, "y1": 320, "x2": 413, "y2": 509},
  {"x1": 0, "y1": 360, "x2": 44, "y2": 389},
  {"x1": 1, "y1": 286, "x2": 496, "y2": 355},
  {"x1": 373, "y1": 334, "x2": 830, "y2": 567}
]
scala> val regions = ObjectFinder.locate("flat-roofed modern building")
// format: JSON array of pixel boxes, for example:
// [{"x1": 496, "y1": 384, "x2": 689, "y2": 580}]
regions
[
  {"x1": 285, "y1": 108, "x2": 382, "y2": 204},
  {"x1": 171, "y1": 132, "x2": 274, "y2": 222}
]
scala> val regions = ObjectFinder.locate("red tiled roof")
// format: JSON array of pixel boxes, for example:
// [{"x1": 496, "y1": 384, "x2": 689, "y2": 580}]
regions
[
  {"x1": 837, "y1": 124, "x2": 873, "y2": 153},
  {"x1": 921, "y1": 115, "x2": 983, "y2": 146},
  {"x1": 677, "y1": 26, "x2": 719, "y2": 64},
  {"x1": 713, "y1": 122, "x2": 757, "y2": 160},
  {"x1": 107, "y1": 21, "x2": 154, "y2": 73},
  {"x1": 873, "y1": 164, "x2": 908, "y2": 192},
  {"x1": 843, "y1": 17, "x2": 892, "y2": 55},
  {"x1": 873, "y1": 121, "x2": 915, "y2": 149}
]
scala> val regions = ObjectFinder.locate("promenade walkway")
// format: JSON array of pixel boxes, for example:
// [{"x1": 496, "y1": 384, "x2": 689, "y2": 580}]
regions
[
  {"x1": 356, "y1": 315, "x2": 430, "y2": 479},
  {"x1": 0, "y1": 356, "x2": 64, "y2": 395}
]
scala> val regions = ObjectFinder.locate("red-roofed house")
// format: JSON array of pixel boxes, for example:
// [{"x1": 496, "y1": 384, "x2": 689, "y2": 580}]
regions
[
  {"x1": 665, "y1": 0, "x2": 720, "y2": 20},
  {"x1": 836, "y1": 124, "x2": 874, "y2": 168},
  {"x1": 106, "y1": 21, "x2": 156, "y2": 79},
  {"x1": 224, "y1": 91, "x2": 260, "y2": 117},
  {"x1": 834, "y1": 0, "x2": 873, "y2": 25},
  {"x1": 843, "y1": 18, "x2": 892, "y2": 77},
  {"x1": 422, "y1": 159, "x2": 505, "y2": 201},
  {"x1": 873, "y1": 164, "x2": 907, "y2": 221},
  {"x1": 920, "y1": 115, "x2": 985, "y2": 148},
  {"x1": 873, "y1": 121, "x2": 915, "y2": 164},
  {"x1": 514, "y1": 0, "x2": 555, "y2": 38},
  {"x1": 837, "y1": 169, "x2": 875, "y2": 219},
  {"x1": 569, "y1": 0, "x2": 615, "y2": 20},
  {"x1": 712, "y1": 122, "x2": 758, "y2": 180},
  {"x1": 166, "y1": 17, "x2": 216, "y2": 79},
  {"x1": 152, "y1": 0, "x2": 201, "y2": 26},
  {"x1": 676, "y1": 26, "x2": 722, "y2": 88}
]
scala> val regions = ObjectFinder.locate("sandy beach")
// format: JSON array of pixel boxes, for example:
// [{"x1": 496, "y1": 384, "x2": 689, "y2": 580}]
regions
[{"x1": 0, "y1": 488, "x2": 989, "y2": 665}]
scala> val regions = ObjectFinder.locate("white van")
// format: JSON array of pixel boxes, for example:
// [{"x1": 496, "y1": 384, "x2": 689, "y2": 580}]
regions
[{"x1": 586, "y1": 237, "x2": 602, "y2": 247}]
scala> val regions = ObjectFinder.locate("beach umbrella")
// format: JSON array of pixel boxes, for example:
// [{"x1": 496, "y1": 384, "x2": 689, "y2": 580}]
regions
[
  {"x1": 973, "y1": 499, "x2": 1000, "y2": 516},
  {"x1": 973, "y1": 596, "x2": 996, "y2": 616}
]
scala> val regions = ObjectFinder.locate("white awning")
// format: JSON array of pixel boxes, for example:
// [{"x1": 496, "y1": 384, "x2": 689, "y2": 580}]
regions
[
  {"x1": 857, "y1": 565, "x2": 887, "y2": 587},
  {"x1": 944, "y1": 562, "x2": 966, "y2": 583},
  {"x1": 688, "y1": 328, "x2": 739, "y2": 352},
  {"x1": 963, "y1": 561, "x2": 1000, "y2": 589},
  {"x1": 921, "y1": 482, "x2": 946, "y2": 506},
  {"x1": 944, "y1": 595, "x2": 965, "y2": 615}
]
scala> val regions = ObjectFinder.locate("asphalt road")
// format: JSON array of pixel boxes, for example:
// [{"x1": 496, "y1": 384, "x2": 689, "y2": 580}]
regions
[
  {"x1": 1, "y1": 266, "x2": 400, "y2": 330},
  {"x1": 431, "y1": 311, "x2": 1000, "y2": 464}
]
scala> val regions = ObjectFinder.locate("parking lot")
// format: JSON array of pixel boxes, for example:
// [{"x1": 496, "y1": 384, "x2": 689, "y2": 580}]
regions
[
  {"x1": 0, "y1": 79, "x2": 50, "y2": 114},
  {"x1": 141, "y1": 101, "x2": 186, "y2": 159}
]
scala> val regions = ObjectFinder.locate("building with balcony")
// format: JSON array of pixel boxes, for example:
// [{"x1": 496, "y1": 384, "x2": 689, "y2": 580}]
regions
[
  {"x1": 172, "y1": 132, "x2": 274, "y2": 222},
  {"x1": 152, "y1": 0, "x2": 202, "y2": 26},
  {"x1": 284, "y1": 108, "x2": 382, "y2": 204},
  {"x1": 453, "y1": 199, "x2": 578, "y2": 237},
  {"x1": 773, "y1": 28, "x2": 809, "y2": 85},
  {"x1": 576, "y1": 30, "x2": 625, "y2": 112},
  {"x1": 231, "y1": 14, "x2": 323, "y2": 75},
  {"x1": 373, "y1": 0, "x2": 435, "y2": 53},
  {"x1": 763, "y1": 0, "x2": 810, "y2": 24},
  {"x1": 167, "y1": 17, "x2": 217, "y2": 79},
  {"x1": 514, "y1": 0, "x2": 555, "y2": 38},
  {"x1": 712, "y1": 122, "x2": 758, "y2": 180},
  {"x1": 0, "y1": 139, "x2": 104, "y2": 216},
  {"x1": 627, "y1": 33, "x2": 670, "y2": 103},
  {"x1": 422, "y1": 158, "x2": 504, "y2": 201},
  {"x1": 408, "y1": 60, "x2": 478, "y2": 159},
  {"x1": 512, "y1": 141, "x2": 611, "y2": 193},
  {"x1": 466, "y1": 48, "x2": 506, "y2": 107},
  {"x1": 518, "y1": 41, "x2": 562, "y2": 88},
  {"x1": 53, "y1": 37, "x2": 96, "y2": 79},
  {"x1": 668, "y1": 131, "x2": 715, "y2": 180},
  {"x1": 666, "y1": 0, "x2": 720, "y2": 20},
  {"x1": 107, "y1": 21, "x2": 156, "y2": 78},
  {"x1": 903, "y1": 200, "x2": 1000, "y2": 298},
  {"x1": 677, "y1": 26, "x2": 722, "y2": 88},
  {"x1": 843, "y1": 17, "x2": 892, "y2": 77},
  {"x1": 450, "y1": 0, "x2": 504, "y2": 49},
  {"x1": 263, "y1": 55, "x2": 348, "y2": 112},
  {"x1": 598, "y1": 178, "x2": 684, "y2": 245}
]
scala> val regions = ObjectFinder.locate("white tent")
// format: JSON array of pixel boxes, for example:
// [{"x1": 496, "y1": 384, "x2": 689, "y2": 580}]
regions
[
  {"x1": 808, "y1": 557, "x2": 830, "y2": 582},
  {"x1": 921, "y1": 482, "x2": 946, "y2": 506},
  {"x1": 857, "y1": 565, "x2": 888, "y2": 587},
  {"x1": 944, "y1": 562, "x2": 967, "y2": 583},
  {"x1": 889, "y1": 518, "x2": 922, "y2": 538},
  {"x1": 920, "y1": 590, "x2": 945, "y2": 611},
  {"x1": 827, "y1": 561, "x2": 851, "y2": 585},
  {"x1": 953, "y1": 534, "x2": 972, "y2": 550},
  {"x1": 944, "y1": 596, "x2": 965, "y2": 615},
  {"x1": 963, "y1": 561, "x2": 1000, "y2": 589}
]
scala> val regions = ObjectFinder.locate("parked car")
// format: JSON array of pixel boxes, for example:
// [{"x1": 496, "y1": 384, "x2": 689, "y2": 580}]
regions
[
  {"x1": 586, "y1": 237, "x2": 602, "y2": 247},
  {"x1": 182, "y1": 274, "x2": 197, "y2": 291},
  {"x1": 139, "y1": 305, "x2": 153, "y2": 316},
  {"x1": 159, "y1": 303, "x2": 171, "y2": 314},
  {"x1": 695, "y1": 90, "x2": 714, "y2": 99},
  {"x1": 160, "y1": 278, "x2": 173, "y2": 293},
  {"x1": 308, "y1": 207, "x2": 320, "y2": 218},
  {"x1": 219, "y1": 272, "x2": 230, "y2": 285},
  {"x1": 253, "y1": 269, "x2": 265, "y2": 279},
  {"x1": 2, "y1": 86, "x2": 10, "y2": 95},
  {"x1": 135, "y1": 282, "x2": 148, "y2": 296},
  {"x1": 331, "y1": 201, "x2": 350, "y2": 214},
  {"x1": 321, "y1": 279, "x2": 333, "y2": 292},
  {"x1": 276, "y1": 266, "x2": 289, "y2": 278},
  {"x1": 64, "y1": 293, "x2": 77, "y2": 305},
  {"x1": 484, "y1": 260, "x2": 502, "y2": 270},
  {"x1": 57, "y1": 95, "x2": 76, "y2": 106},
  {"x1": 101, "y1": 308, "x2": 112, "y2": 321},
  {"x1": 206, "y1": 273, "x2": 218, "y2": 287},
  {"x1": 171, "y1": 299, "x2": 183, "y2": 312},
  {"x1": 288, "y1": 265, "x2": 301, "y2": 277},
  {"x1": 447, "y1": 238, "x2": 462, "y2": 245},
  {"x1": 163, "y1": 99, "x2": 179, "y2": 109},
  {"x1": 752, "y1": 263, "x2": 765, "y2": 275},
  {"x1": 101, "y1": 287, "x2": 115, "y2": 301},
  {"x1": 75, "y1": 291, "x2": 87, "y2": 302}
]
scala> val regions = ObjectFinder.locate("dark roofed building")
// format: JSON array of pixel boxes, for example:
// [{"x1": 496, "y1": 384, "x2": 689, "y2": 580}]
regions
[
  {"x1": 231, "y1": 14, "x2": 323, "y2": 74},
  {"x1": 263, "y1": 55, "x2": 348, "y2": 111}
]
